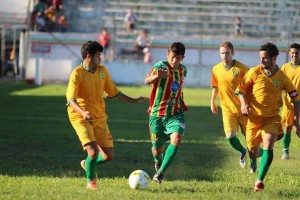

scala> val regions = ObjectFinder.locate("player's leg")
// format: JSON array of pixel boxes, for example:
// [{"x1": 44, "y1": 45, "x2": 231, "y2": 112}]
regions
[
  {"x1": 224, "y1": 115, "x2": 247, "y2": 167},
  {"x1": 254, "y1": 132, "x2": 277, "y2": 192},
  {"x1": 84, "y1": 141, "x2": 99, "y2": 189},
  {"x1": 281, "y1": 107, "x2": 294, "y2": 159},
  {"x1": 93, "y1": 121, "x2": 114, "y2": 165},
  {"x1": 72, "y1": 121, "x2": 99, "y2": 189},
  {"x1": 149, "y1": 116, "x2": 165, "y2": 172},
  {"x1": 157, "y1": 132, "x2": 181, "y2": 174},
  {"x1": 153, "y1": 112, "x2": 185, "y2": 184}
]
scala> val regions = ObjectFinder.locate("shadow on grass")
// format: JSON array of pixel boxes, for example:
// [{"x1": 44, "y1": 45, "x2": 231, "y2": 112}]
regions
[{"x1": 0, "y1": 82, "x2": 227, "y2": 182}]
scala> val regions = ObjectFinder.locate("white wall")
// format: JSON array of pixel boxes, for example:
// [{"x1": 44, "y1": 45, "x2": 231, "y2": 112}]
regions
[{"x1": 24, "y1": 32, "x2": 291, "y2": 87}]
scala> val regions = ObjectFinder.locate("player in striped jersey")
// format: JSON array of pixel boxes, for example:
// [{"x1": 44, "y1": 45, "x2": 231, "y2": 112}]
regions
[
  {"x1": 145, "y1": 42, "x2": 187, "y2": 184},
  {"x1": 280, "y1": 43, "x2": 300, "y2": 160},
  {"x1": 236, "y1": 42, "x2": 300, "y2": 192},
  {"x1": 211, "y1": 41, "x2": 249, "y2": 169}
]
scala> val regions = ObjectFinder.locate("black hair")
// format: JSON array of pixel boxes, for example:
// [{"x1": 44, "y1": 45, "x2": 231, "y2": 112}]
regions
[
  {"x1": 290, "y1": 43, "x2": 300, "y2": 50},
  {"x1": 81, "y1": 41, "x2": 103, "y2": 59},
  {"x1": 260, "y1": 42, "x2": 279, "y2": 58},
  {"x1": 168, "y1": 42, "x2": 185, "y2": 56}
]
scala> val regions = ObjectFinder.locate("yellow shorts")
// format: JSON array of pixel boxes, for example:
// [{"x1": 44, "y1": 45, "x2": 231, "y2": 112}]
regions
[
  {"x1": 222, "y1": 113, "x2": 247, "y2": 135},
  {"x1": 246, "y1": 114, "x2": 283, "y2": 148},
  {"x1": 281, "y1": 106, "x2": 294, "y2": 127},
  {"x1": 71, "y1": 120, "x2": 113, "y2": 149}
]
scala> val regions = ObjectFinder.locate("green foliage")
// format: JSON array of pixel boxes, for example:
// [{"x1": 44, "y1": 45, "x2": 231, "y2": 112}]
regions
[{"x1": 1, "y1": 82, "x2": 300, "y2": 200}]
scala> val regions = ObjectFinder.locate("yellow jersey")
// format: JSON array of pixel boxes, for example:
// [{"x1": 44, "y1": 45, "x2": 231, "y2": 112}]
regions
[
  {"x1": 66, "y1": 64, "x2": 120, "y2": 123},
  {"x1": 211, "y1": 60, "x2": 249, "y2": 115},
  {"x1": 281, "y1": 62, "x2": 300, "y2": 110},
  {"x1": 237, "y1": 65, "x2": 298, "y2": 117}
]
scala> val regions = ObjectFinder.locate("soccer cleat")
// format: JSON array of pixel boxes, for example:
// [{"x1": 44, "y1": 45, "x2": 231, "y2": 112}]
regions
[
  {"x1": 253, "y1": 180, "x2": 264, "y2": 192},
  {"x1": 80, "y1": 160, "x2": 86, "y2": 171},
  {"x1": 281, "y1": 153, "x2": 289, "y2": 160},
  {"x1": 87, "y1": 180, "x2": 98, "y2": 190},
  {"x1": 153, "y1": 172, "x2": 164, "y2": 184},
  {"x1": 154, "y1": 162, "x2": 161, "y2": 172},
  {"x1": 239, "y1": 150, "x2": 247, "y2": 168}
]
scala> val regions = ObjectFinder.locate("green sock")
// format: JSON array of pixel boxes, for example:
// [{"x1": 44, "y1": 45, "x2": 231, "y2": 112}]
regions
[
  {"x1": 250, "y1": 158, "x2": 257, "y2": 168},
  {"x1": 258, "y1": 148, "x2": 263, "y2": 157},
  {"x1": 258, "y1": 149, "x2": 273, "y2": 182},
  {"x1": 152, "y1": 152, "x2": 163, "y2": 164},
  {"x1": 85, "y1": 156, "x2": 97, "y2": 183},
  {"x1": 158, "y1": 144, "x2": 178, "y2": 174},
  {"x1": 282, "y1": 133, "x2": 291, "y2": 154},
  {"x1": 227, "y1": 136, "x2": 246, "y2": 154},
  {"x1": 96, "y1": 153, "x2": 107, "y2": 165}
]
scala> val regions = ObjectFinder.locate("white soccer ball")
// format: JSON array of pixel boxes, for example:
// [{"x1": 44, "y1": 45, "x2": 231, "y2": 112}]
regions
[{"x1": 128, "y1": 170, "x2": 150, "y2": 190}]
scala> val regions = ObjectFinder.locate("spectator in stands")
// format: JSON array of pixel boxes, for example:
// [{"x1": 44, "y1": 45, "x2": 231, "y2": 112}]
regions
[
  {"x1": 32, "y1": 0, "x2": 48, "y2": 31},
  {"x1": 57, "y1": 12, "x2": 68, "y2": 32},
  {"x1": 99, "y1": 27, "x2": 111, "y2": 61},
  {"x1": 233, "y1": 16, "x2": 244, "y2": 36},
  {"x1": 143, "y1": 47, "x2": 152, "y2": 63},
  {"x1": 44, "y1": 4, "x2": 58, "y2": 32},
  {"x1": 134, "y1": 29, "x2": 152, "y2": 62},
  {"x1": 135, "y1": 29, "x2": 151, "y2": 52},
  {"x1": 52, "y1": 0, "x2": 63, "y2": 11},
  {"x1": 124, "y1": 9, "x2": 138, "y2": 34}
]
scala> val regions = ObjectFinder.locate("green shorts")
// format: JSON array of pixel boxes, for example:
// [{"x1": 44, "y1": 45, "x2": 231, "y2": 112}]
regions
[{"x1": 149, "y1": 112, "x2": 185, "y2": 148}]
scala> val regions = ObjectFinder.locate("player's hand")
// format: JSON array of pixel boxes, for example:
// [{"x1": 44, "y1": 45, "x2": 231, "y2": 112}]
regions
[
  {"x1": 241, "y1": 103, "x2": 250, "y2": 116},
  {"x1": 82, "y1": 111, "x2": 93, "y2": 122},
  {"x1": 211, "y1": 102, "x2": 218, "y2": 115},
  {"x1": 157, "y1": 69, "x2": 169, "y2": 78}
]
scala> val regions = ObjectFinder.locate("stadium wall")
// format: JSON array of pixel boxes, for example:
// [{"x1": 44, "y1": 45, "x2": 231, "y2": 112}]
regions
[{"x1": 24, "y1": 32, "x2": 291, "y2": 87}]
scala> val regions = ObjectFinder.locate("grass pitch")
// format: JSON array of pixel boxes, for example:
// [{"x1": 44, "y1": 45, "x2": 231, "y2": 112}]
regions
[{"x1": 1, "y1": 82, "x2": 300, "y2": 200}]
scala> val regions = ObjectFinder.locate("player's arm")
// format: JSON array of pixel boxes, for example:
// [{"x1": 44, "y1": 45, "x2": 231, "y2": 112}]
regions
[
  {"x1": 117, "y1": 92, "x2": 149, "y2": 103},
  {"x1": 67, "y1": 99, "x2": 93, "y2": 122},
  {"x1": 145, "y1": 69, "x2": 168, "y2": 85},
  {"x1": 237, "y1": 93, "x2": 249, "y2": 116},
  {"x1": 210, "y1": 87, "x2": 219, "y2": 115}
]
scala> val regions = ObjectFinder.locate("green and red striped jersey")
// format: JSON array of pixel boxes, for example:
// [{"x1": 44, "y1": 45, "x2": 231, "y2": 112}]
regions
[{"x1": 147, "y1": 60, "x2": 188, "y2": 117}]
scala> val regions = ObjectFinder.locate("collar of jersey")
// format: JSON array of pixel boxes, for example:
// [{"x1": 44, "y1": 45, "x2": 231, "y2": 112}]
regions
[
  {"x1": 81, "y1": 63, "x2": 96, "y2": 73},
  {"x1": 264, "y1": 65, "x2": 279, "y2": 77},
  {"x1": 223, "y1": 59, "x2": 236, "y2": 70},
  {"x1": 290, "y1": 62, "x2": 300, "y2": 67}
]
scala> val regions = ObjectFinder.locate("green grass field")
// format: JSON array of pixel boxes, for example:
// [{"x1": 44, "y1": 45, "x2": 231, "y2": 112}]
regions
[{"x1": 1, "y1": 82, "x2": 300, "y2": 200}]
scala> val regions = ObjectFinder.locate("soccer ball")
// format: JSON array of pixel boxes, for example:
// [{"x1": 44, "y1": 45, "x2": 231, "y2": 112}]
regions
[{"x1": 128, "y1": 170, "x2": 150, "y2": 190}]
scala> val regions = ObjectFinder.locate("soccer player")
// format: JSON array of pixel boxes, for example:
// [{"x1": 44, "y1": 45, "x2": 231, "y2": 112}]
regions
[
  {"x1": 145, "y1": 42, "x2": 187, "y2": 184},
  {"x1": 210, "y1": 41, "x2": 249, "y2": 168},
  {"x1": 280, "y1": 43, "x2": 300, "y2": 160},
  {"x1": 236, "y1": 42, "x2": 300, "y2": 192},
  {"x1": 66, "y1": 41, "x2": 148, "y2": 190}
]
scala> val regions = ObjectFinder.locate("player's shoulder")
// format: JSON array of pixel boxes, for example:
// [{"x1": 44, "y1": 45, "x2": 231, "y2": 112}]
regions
[
  {"x1": 280, "y1": 62, "x2": 290, "y2": 70},
  {"x1": 153, "y1": 60, "x2": 168, "y2": 69},
  {"x1": 212, "y1": 62, "x2": 223, "y2": 70},
  {"x1": 235, "y1": 60, "x2": 249, "y2": 70}
]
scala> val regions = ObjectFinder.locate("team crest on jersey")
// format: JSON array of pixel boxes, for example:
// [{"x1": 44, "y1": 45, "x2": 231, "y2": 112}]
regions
[
  {"x1": 99, "y1": 70, "x2": 105, "y2": 79},
  {"x1": 232, "y1": 68, "x2": 240, "y2": 77},
  {"x1": 273, "y1": 80, "x2": 280, "y2": 87},
  {"x1": 170, "y1": 81, "x2": 180, "y2": 93}
]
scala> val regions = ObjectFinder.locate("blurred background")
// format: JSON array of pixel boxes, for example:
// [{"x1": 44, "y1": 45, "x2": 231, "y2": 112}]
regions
[{"x1": 1, "y1": 0, "x2": 300, "y2": 87}]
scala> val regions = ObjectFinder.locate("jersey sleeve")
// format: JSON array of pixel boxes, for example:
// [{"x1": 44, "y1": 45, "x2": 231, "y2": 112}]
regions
[
  {"x1": 236, "y1": 68, "x2": 254, "y2": 95},
  {"x1": 103, "y1": 67, "x2": 120, "y2": 98},
  {"x1": 66, "y1": 69, "x2": 79, "y2": 104}
]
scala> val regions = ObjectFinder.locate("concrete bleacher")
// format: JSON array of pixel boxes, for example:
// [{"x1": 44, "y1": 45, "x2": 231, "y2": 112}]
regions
[
  {"x1": 104, "y1": 0, "x2": 300, "y2": 40},
  {"x1": 61, "y1": 0, "x2": 300, "y2": 61}
]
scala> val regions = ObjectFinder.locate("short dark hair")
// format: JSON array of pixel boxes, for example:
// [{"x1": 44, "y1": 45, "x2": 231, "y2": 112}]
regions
[
  {"x1": 168, "y1": 42, "x2": 185, "y2": 56},
  {"x1": 220, "y1": 41, "x2": 234, "y2": 53},
  {"x1": 81, "y1": 41, "x2": 103, "y2": 59},
  {"x1": 260, "y1": 42, "x2": 279, "y2": 58},
  {"x1": 290, "y1": 43, "x2": 300, "y2": 50}
]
